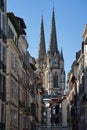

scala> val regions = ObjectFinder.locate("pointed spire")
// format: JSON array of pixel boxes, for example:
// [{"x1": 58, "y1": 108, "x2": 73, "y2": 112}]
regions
[
  {"x1": 61, "y1": 48, "x2": 64, "y2": 60},
  {"x1": 49, "y1": 8, "x2": 58, "y2": 55},
  {"x1": 38, "y1": 16, "x2": 46, "y2": 60}
]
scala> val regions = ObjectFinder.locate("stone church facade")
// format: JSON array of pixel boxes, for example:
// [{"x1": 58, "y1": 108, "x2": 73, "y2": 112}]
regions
[{"x1": 36, "y1": 8, "x2": 65, "y2": 98}]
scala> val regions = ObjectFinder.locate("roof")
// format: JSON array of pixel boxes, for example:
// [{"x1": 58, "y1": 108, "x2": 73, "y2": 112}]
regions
[
  {"x1": 7, "y1": 12, "x2": 26, "y2": 35},
  {"x1": 16, "y1": 17, "x2": 26, "y2": 28}
]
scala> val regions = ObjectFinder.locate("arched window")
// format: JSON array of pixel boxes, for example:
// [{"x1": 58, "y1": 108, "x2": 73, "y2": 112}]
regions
[{"x1": 53, "y1": 74, "x2": 58, "y2": 88}]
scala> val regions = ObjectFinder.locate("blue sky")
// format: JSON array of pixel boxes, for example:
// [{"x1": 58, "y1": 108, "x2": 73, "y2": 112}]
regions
[{"x1": 7, "y1": 0, "x2": 87, "y2": 76}]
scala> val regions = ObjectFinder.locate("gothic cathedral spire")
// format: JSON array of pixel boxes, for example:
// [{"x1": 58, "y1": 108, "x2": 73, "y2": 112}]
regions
[
  {"x1": 61, "y1": 48, "x2": 64, "y2": 60},
  {"x1": 38, "y1": 16, "x2": 46, "y2": 61},
  {"x1": 49, "y1": 8, "x2": 58, "y2": 55}
]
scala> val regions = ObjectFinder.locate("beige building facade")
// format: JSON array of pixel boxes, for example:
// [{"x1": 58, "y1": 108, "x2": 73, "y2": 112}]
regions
[
  {"x1": 67, "y1": 25, "x2": 87, "y2": 130},
  {"x1": 6, "y1": 12, "x2": 31, "y2": 130}
]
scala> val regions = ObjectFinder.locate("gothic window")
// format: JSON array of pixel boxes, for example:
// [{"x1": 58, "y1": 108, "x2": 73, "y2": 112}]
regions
[
  {"x1": 54, "y1": 58, "x2": 57, "y2": 64},
  {"x1": 53, "y1": 74, "x2": 58, "y2": 88}
]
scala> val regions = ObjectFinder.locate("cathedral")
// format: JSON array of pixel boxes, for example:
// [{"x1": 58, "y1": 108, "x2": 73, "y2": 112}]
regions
[{"x1": 36, "y1": 8, "x2": 65, "y2": 98}]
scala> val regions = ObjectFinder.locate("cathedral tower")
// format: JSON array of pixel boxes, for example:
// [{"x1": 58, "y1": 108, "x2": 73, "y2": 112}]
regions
[
  {"x1": 37, "y1": 16, "x2": 46, "y2": 69},
  {"x1": 49, "y1": 8, "x2": 58, "y2": 55},
  {"x1": 37, "y1": 8, "x2": 65, "y2": 97}
]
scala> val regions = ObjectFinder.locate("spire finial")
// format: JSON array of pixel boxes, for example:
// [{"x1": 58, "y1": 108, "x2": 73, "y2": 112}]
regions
[
  {"x1": 53, "y1": 0, "x2": 55, "y2": 13},
  {"x1": 41, "y1": 9, "x2": 43, "y2": 18},
  {"x1": 61, "y1": 48, "x2": 64, "y2": 60},
  {"x1": 49, "y1": 7, "x2": 58, "y2": 55},
  {"x1": 53, "y1": 0, "x2": 54, "y2": 10},
  {"x1": 38, "y1": 16, "x2": 46, "y2": 61}
]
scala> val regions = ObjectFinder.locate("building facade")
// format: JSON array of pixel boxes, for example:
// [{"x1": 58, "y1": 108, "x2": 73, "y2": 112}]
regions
[
  {"x1": 6, "y1": 12, "x2": 31, "y2": 130},
  {"x1": 0, "y1": 0, "x2": 7, "y2": 130},
  {"x1": 67, "y1": 25, "x2": 87, "y2": 130}
]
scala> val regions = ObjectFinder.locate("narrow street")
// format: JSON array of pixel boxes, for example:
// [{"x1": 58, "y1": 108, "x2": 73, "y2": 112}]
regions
[{"x1": 0, "y1": 1, "x2": 87, "y2": 130}]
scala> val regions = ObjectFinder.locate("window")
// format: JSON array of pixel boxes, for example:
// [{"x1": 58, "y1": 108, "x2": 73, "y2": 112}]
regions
[
  {"x1": 10, "y1": 106, "x2": 18, "y2": 128},
  {"x1": 0, "y1": 102, "x2": 5, "y2": 123},
  {"x1": 0, "y1": 10, "x2": 1, "y2": 30},
  {"x1": 1, "y1": 103, "x2": 5, "y2": 123},
  {"x1": 0, "y1": 73, "x2": 2, "y2": 97},
  {"x1": 23, "y1": 116, "x2": 27, "y2": 128},
  {"x1": 11, "y1": 77, "x2": 18, "y2": 104},
  {"x1": 0, "y1": 74, "x2": 6, "y2": 101},
  {"x1": 0, "y1": 0, "x2": 4, "y2": 11},
  {"x1": 0, "y1": 73, "x2": 3, "y2": 96},
  {"x1": 11, "y1": 52, "x2": 15, "y2": 69},
  {"x1": 8, "y1": 26, "x2": 14, "y2": 40},
  {"x1": 0, "y1": 43, "x2": 1, "y2": 61},
  {"x1": 0, "y1": 10, "x2": 6, "y2": 38},
  {"x1": 0, "y1": 43, "x2": 6, "y2": 64},
  {"x1": 2, "y1": 45, "x2": 6, "y2": 65},
  {"x1": 0, "y1": 11, "x2": 5, "y2": 31},
  {"x1": 2, "y1": 13, "x2": 5, "y2": 33},
  {"x1": 53, "y1": 74, "x2": 58, "y2": 88}
]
